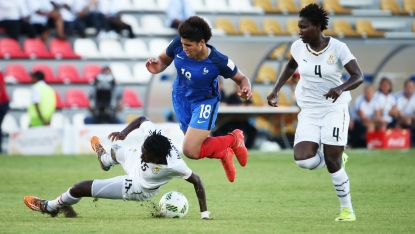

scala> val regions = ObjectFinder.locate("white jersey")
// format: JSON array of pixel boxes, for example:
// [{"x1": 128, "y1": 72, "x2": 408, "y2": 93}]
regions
[
  {"x1": 396, "y1": 94, "x2": 415, "y2": 117},
  {"x1": 353, "y1": 95, "x2": 377, "y2": 120},
  {"x1": 374, "y1": 91, "x2": 396, "y2": 123},
  {"x1": 291, "y1": 37, "x2": 354, "y2": 109},
  {"x1": 122, "y1": 121, "x2": 192, "y2": 200}
]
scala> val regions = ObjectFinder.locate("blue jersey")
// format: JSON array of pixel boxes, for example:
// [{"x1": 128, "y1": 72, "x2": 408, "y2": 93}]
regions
[{"x1": 166, "y1": 37, "x2": 238, "y2": 101}]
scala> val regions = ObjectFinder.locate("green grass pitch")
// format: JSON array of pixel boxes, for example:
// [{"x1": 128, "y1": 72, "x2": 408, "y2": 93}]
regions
[{"x1": 1, "y1": 149, "x2": 414, "y2": 233}]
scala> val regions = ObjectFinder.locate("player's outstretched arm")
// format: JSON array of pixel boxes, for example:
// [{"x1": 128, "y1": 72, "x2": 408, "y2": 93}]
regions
[
  {"x1": 108, "y1": 116, "x2": 149, "y2": 141},
  {"x1": 145, "y1": 51, "x2": 174, "y2": 74},
  {"x1": 185, "y1": 172, "x2": 211, "y2": 220},
  {"x1": 231, "y1": 71, "x2": 252, "y2": 100},
  {"x1": 267, "y1": 56, "x2": 298, "y2": 107}
]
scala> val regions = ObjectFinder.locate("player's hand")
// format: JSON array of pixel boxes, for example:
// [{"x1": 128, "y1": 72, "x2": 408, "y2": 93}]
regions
[
  {"x1": 108, "y1": 132, "x2": 126, "y2": 142},
  {"x1": 323, "y1": 86, "x2": 344, "y2": 103},
  {"x1": 145, "y1": 58, "x2": 160, "y2": 74},
  {"x1": 237, "y1": 86, "x2": 252, "y2": 100},
  {"x1": 266, "y1": 90, "x2": 279, "y2": 107}
]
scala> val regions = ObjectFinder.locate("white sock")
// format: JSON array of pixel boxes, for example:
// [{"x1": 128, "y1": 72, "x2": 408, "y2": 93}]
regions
[
  {"x1": 330, "y1": 168, "x2": 353, "y2": 211},
  {"x1": 295, "y1": 151, "x2": 326, "y2": 170},
  {"x1": 47, "y1": 189, "x2": 81, "y2": 212},
  {"x1": 100, "y1": 151, "x2": 117, "y2": 168}
]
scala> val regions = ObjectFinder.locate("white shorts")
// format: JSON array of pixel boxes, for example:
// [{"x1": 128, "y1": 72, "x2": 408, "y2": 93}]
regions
[{"x1": 294, "y1": 104, "x2": 350, "y2": 147}]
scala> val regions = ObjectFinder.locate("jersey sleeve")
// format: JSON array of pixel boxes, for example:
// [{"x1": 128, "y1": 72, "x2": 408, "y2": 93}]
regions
[
  {"x1": 338, "y1": 43, "x2": 356, "y2": 67},
  {"x1": 170, "y1": 162, "x2": 193, "y2": 180},
  {"x1": 290, "y1": 40, "x2": 301, "y2": 62},
  {"x1": 166, "y1": 36, "x2": 182, "y2": 58},
  {"x1": 140, "y1": 121, "x2": 159, "y2": 138}
]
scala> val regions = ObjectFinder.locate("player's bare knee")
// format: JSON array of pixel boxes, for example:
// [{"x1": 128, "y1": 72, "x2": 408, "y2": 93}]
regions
[{"x1": 182, "y1": 148, "x2": 199, "y2": 159}]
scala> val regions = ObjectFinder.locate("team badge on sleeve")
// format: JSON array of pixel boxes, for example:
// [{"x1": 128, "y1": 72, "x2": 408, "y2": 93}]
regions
[
  {"x1": 327, "y1": 54, "x2": 335, "y2": 65},
  {"x1": 227, "y1": 59, "x2": 235, "y2": 70}
]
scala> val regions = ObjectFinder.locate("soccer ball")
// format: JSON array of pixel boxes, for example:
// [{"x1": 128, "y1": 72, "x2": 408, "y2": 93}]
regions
[{"x1": 159, "y1": 191, "x2": 189, "y2": 218}]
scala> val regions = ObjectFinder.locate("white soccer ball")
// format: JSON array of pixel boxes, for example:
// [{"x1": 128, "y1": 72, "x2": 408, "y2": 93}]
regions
[{"x1": 159, "y1": 191, "x2": 189, "y2": 218}]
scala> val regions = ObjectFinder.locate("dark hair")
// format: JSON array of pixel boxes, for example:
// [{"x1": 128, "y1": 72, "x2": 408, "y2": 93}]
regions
[
  {"x1": 178, "y1": 16, "x2": 212, "y2": 43},
  {"x1": 31, "y1": 71, "x2": 45, "y2": 80},
  {"x1": 143, "y1": 130, "x2": 172, "y2": 162},
  {"x1": 299, "y1": 4, "x2": 329, "y2": 31},
  {"x1": 404, "y1": 79, "x2": 415, "y2": 87},
  {"x1": 379, "y1": 77, "x2": 392, "y2": 93}
]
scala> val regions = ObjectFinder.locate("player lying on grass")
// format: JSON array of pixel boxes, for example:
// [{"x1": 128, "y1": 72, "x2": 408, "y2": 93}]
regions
[{"x1": 24, "y1": 116, "x2": 212, "y2": 220}]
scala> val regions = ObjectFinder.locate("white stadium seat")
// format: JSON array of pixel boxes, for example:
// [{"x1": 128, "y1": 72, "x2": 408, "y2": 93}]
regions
[
  {"x1": 228, "y1": 0, "x2": 264, "y2": 14},
  {"x1": 118, "y1": 0, "x2": 134, "y2": 11},
  {"x1": 133, "y1": 62, "x2": 153, "y2": 84},
  {"x1": 10, "y1": 88, "x2": 31, "y2": 109},
  {"x1": 72, "y1": 113, "x2": 86, "y2": 127},
  {"x1": 148, "y1": 38, "x2": 170, "y2": 57},
  {"x1": 50, "y1": 112, "x2": 71, "y2": 128},
  {"x1": 205, "y1": 0, "x2": 238, "y2": 13},
  {"x1": 120, "y1": 15, "x2": 143, "y2": 35},
  {"x1": 132, "y1": 0, "x2": 158, "y2": 11},
  {"x1": 109, "y1": 63, "x2": 136, "y2": 83},
  {"x1": 99, "y1": 40, "x2": 126, "y2": 59},
  {"x1": 124, "y1": 38, "x2": 151, "y2": 59},
  {"x1": 74, "y1": 38, "x2": 101, "y2": 58},
  {"x1": 191, "y1": 0, "x2": 211, "y2": 13},
  {"x1": 2, "y1": 114, "x2": 19, "y2": 134},
  {"x1": 156, "y1": 0, "x2": 170, "y2": 11},
  {"x1": 140, "y1": 15, "x2": 177, "y2": 36},
  {"x1": 19, "y1": 113, "x2": 30, "y2": 130}
]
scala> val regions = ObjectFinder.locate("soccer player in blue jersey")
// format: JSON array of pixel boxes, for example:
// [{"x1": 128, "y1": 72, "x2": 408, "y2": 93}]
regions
[{"x1": 146, "y1": 16, "x2": 252, "y2": 182}]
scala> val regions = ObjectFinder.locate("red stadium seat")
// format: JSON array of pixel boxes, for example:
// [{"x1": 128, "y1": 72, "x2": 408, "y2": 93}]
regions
[
  {"x1": 57, "y1": 64, "x2": 83, "y2": 83},
  {"x1": 65, "y1": 88, "x2": 89, "y2": 108},
  {"x1": 0, "y1": 38, "x2": 29, "y2": 59},
  {"x1": 83, "y1": 64, "x2": 102, "y2": 83},
  {"x1": 123, "y1": 88, "x2": 143, "y2": 108},
  {"x1": 54, "y1": 90, "x2": 66, "y2": 109},
  {"x1": 5, "y1": 64, "x2": 31, "y2": 83},
  {"x1": 24, "y1": 38, "x2": 53, "y2": 59},
  {"x1": 49, "y1": 39, "x2": 81, "y2": 59},
  {"x1": 31, "y1": 64, "x2": 63, "y2": 83}
]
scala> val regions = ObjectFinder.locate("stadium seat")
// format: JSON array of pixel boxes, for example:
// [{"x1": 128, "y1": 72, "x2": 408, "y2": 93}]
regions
[
  {"x1": 32, "y1": 64, "x2": 63, "y2": 83},
  {"x1": 0, "y1": 38, "x2": 29, "y2": 59},
  {"x1": 19, "y1": 113, "x2": 30, "y2": 130},
  {"x1": 156, "y1": 0, "x2": 170, "y2": 11},
  {"x1": 380, "y1": 0, "x2": 408, "y2": 14},
  {"x1": 65, "y1": 89, "x2": 89, "y2": 108},
  {"x1": 124, "y1": 39, "x2": 150, "y2": 59},
  {"x1": 54, "y1": 90, "x2": 66, "y2": 109},
  {"x1": 333, "y1": 20, "x2": 360, "y2": 37},
  {"x1": 268, "y1": 44, "x2": 290, "y2": 60},
  {"x1": 133, "y1": 62, "x2": 152, "y2": 84},
  {"x1": 285, "y1": 19, "x2": 299, "y2": 35},
  {"x1": 251, "y1": 89, "x2": 265, "y2": 106},
  {"x1": 323, "y1": 28, "x2": 337, "y2": 37},
  {"x1": 5, "y1": 64, "x2": 31, "y2": 83},
  {"x1": 228, "y1": 0, "x2": 264, "y2": 13},
  {"x1": 300, "y1": 0, "x2": 319, "y2": 8},
  {"x1": 120, "y1": 15, "x2": 142, "y2": 35},
  {"x1": 263, "y1": 19, "x2": 289, "y2": 35},
  {"x1": 74, "y1": 38, "x2": 101, "y2": 58},
  {"x1": 256, "y1": 65, "x2": 277, "y2": 84},
  {"x1": 2, "y1": 114, "x2": 19, "y2": 135},
  {"x1": 23, "y1": 38, "x2": 53, "y2": 59},
  {"x1": 57, "y1": 64, "x2": 82, "y2": 84},
  {"x1": 356, "y1": 20, "x2": 385, "y2": 37},
  {"x1": 9, "y1": 88, "x2": 32, "y2": 109},
  {"x1": 404, "y1": 0, "x2": 415, "y2": 14},
  {"x1": 413, "y1": 20, "x2": 415, "y2": 32},
  {"x1": 118, "y1": 0, "x2": 135, "y2": 11},
  {"x1": 140, "y1": 15, "x2": 177, "y2": 36},
  {"x1": 215, "y1": 18, "x2": 242, "y2": 35},
  {"x1": 132, "y1": 0, "x2": 158, "y2": 11},
  {"x1": 83, "y1": 64, "x2": 102, "y2": 83},
  {"x1": 191, "y1": 0, "x2": 210, "y2": 13},
  {"x1": 239, "y1": 18, "x2": 266, "y2": 35},
  {"x1": 72, "y1": 113, "x2": 86, "y2": 127},
  {"x1": 323, "y1": 0, "x2": 352, "y2": 14},
  {"x1": 50, "y1": 112, "x2": 70, "y2": 128},
  {"x1": 49, "y1": 39, "x2": 81, "y2": 59},
  {"x1": 148, "y1": 38, "x2": 170, "y2": 57},
  {"x1": 99, "y1": 40, "x2": 126, "y2": 58},
  {"x1": 253, "y1": 0, "x2": 281, "y2": 13},
  {"x1": 109, "y1": 63, "x2": 135, "y2": 83},
  {"x1": 277, "y1": 0, "x2": 299, "y2": 14},
  {"x1": 123, "y1": 88, "x2": 143, "y2": 108}
]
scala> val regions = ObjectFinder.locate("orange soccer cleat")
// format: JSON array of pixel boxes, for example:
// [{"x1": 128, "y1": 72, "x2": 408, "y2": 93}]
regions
[
  {"x1": 228, "y1": 129, "x2": 249, "y2": 167},
  {"x1": 221, "y1": 148, "x2": 236, "y2": 182},
  {"x1": 90, "y1": 136, "x2": 111, "y2": 171},
  {"x1": 23, "y1": 196, "x2": 58, "y2": 216}
]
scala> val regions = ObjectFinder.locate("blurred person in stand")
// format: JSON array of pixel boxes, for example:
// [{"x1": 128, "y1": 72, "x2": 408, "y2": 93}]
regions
[
  {"x1": 28, "y1": 71, "x2": 56, "y2": 127},
  {"x1": 75, "y1": 0, "x2": 113, "y2": 40},
  {"x1": 374, "y1": 77, "x2": 396, "y2": 130},
  {"x1": 84, "y1": 67, "x2": 124, "y2": 124},
  {"x1": 0, "y1": 0, "x2": 36, "y2": 41},
  {"x1": 0, "y1": 68, "x2": 10, "y2": 153},
  {"x1": 166, "y1": 0, "x2": 195, "y2": 29},
  {"x1": 51, "y1": 0, "x2": 86, "y2": 37},
  {"x1": 98, "y1": 0, "x2": 134, "y2": 39}
]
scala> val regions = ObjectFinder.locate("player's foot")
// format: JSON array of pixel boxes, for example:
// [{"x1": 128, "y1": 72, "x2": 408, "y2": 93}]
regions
[
  {"x1": 228, "y1": 129, "x2": 248, "y2": 167},
  {"x1": 221, "y1": 148, "x2": 236, "y2": 182},
  {"x1": 341, "y1": 152, "x2": 349, "y2": 169},
  {"x1": 335, "y1": 208, "x2": 356, "y2": 221},
  {"x1": 23, "y1": 196, "x2": 58, "y2": 217},
  {"x1": 91, "y1": 136, "x2": 111, "y2": 171}
]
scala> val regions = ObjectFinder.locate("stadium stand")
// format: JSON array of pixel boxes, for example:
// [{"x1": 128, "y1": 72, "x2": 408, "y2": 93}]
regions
[
  {"x1": 205, "y1": 0, "x2": 238, "y2": 13},
  {"x1": 215, "y1": 18, "x2": 242, "y2": 35},
  {"x1": 323, "y1": 0, "x2": 352, "y2": 14},
  {"x1": 123, "y1": 88, "x2": 143, "y2": 108},
  {"x1": 5, "y1": 64, "x2": 31, "y2": 84},
  {"x1": 239, "y1": 18, "x2": 266, "y2": 35},
  {"x1": 404, "y1": 0, "x2": 415, "y2": 13},
  {"x1": 333, "y1": 19, "x2": 361, "y2": 37},
  {"x1": 65, "y1": 89, "x2": 90, "y2": 108},
  {"x1": 23, "y1": 39, "x2": 54, "y2": 59},
  {"x1": 256, "y1": 65, "x2": 277, "y2": 84},
  {"x1": 132, "y1": 0, "x2": 158, "y2": 11},
  {"x1": 0, "y1": 38, "x2": 28, "y2": 59},
  {"x1": 124, "y1": 38, "x2": 151, "y2": 59},
  {"x1": 74, "y1": 38, "x2": 101, "y2": 58},
  {"x1": 31, "y1": 64, "x2": 63, "y2": 83},
  {"x1": 49, "y1": 39, "x2": 81, "y2": 59},
  {"x1": 228, "y1": 0, "x2": 264, "y2": 14},
  {"x1": 10, "y1": 88, "x2": 31, "y2": 110},
  {"x1": 99, "y1": 40, "x2": 126, "y2": 59},
  {"x1": 300, "y1": 0, "x2": 319, "y2": 8},
  {"x1": 109, "y1": 63, "x2": 136, "y2": 83},
  {"x1": 1, "y1": 114, "x2": 19, "y2": 135},
  {"x1": 57, "y1": 64, "x2": 82, "y2": 84},
  {"x1": 278, "y1": 0, "x2": 300, "y2": 14},
  {"x1": 133, "y1": 62, "x2": 153, "y2": 84},
  {"x1": 380, "y1": 0, "x2": 409, "y2": 14},
  {"x1": 54, "y1": 90, "x2": 66, "y2": 109},
  {"x1": 82, "y1": 64, "x2": 102, "y2": 83},
  {"x1": 140, "y1": 15, "x2": 177, "y2": 36},
  {"x1": 120, "y1": 15, "x2": 142, "y2": 35},
  {"x1": 262, "y1": 19, "x2": 289, "y2": 35},
  {"x1": 286, "y1": 19, "x2": 300, "y2": 35},
  {"x1": 148, "y1": 38, "x2": 170, "y2": 57},
  {"x1": 253, "y1": 0, "x2": 281, "y2": 13},
  {"x1": 268, "y1": 44, "x2": 291, "y2": 60},
  {"x1": 355, "y1": 19, "x2": 386, "y2": 37}
]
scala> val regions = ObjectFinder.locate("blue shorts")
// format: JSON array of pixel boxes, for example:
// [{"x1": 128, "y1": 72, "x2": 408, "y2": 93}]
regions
[{"x1": 172, "y1": 94, "x2": 220, "y2": 131}]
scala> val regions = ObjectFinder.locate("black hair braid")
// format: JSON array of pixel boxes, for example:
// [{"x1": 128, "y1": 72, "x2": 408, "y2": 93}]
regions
[
  {"x1": 299, "y1": 4, "x2": 329, "y2": 31},
  {"x1": 143, "y1": 130, "x2": 172, "y2": 161}
]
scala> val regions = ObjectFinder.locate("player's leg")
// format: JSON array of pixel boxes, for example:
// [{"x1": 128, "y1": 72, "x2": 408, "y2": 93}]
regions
[
  {"x1": 322, "y1": 106, "x2": 355, "y2": 221},
  {"x1": 293, "y1": 111, "x2": 326, "y2": 170},
  {"x1": 91, "y1": 136, "x2": 120, "y2": 171}
]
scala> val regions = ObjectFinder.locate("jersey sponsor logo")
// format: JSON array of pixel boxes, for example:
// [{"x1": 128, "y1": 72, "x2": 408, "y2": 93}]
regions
[
  {"x1": 176, "y1": 54, "x2": 184, "y2": 59},
  {"x1": 203, "y1": 67, "x2": 209, "y2": 74},
  {"x1": 227, "y1": 59, "x2": 235, "y2": 70},
  {"x1": 197, "y1": 120, "x2": 206, "y2": 123},
  {"x1": 303, "y1": 59, "x2": 307, "y2": 63},
  {"x1": 327, "y1": 54, "x2": 335, "y2": 65},
  {"x1": 152, "y1": 167, "x2": 161, "y2": 174}
]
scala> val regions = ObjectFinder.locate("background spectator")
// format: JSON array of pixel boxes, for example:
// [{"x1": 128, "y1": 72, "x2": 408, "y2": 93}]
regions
[
  {"x1": 0, "y1": 0, "x2": 36, "y2": 41},
  {"x1": 84, "y1": 67, "x2": 124, "y2": 124},
  {"x1": 374, "y1": 77, "x2": 396, "y2": 130},
  {"x1": 0, "y1": 68, "x2": 9, "y2": 153},
  {"x1": 393, "y1": 79, "x2": 415, "y2": 129},
  {"x1": 99, "y1": 0, "x2": 134, "y2": 38},
  {"x1": 75, "y1": 0, "x2": 113, "y2": 40},
  {"x1": 28, "y1": 71, "x2": 56, "y2": 127},
  {"x1": 52, "y1": 0, "x2": 86, "y2": 38},
  {"x1": 166, "y1": 0, "x2": 195, "y2": 29}
]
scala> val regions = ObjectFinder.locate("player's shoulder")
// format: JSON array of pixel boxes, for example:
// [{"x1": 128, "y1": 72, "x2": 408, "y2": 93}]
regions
[
  {"x1": 166, "y1": 36, "x2": 183, "y2": 56},
  {"x1": 208, "y1": 44, "x2": 229, "y2": 63},
  {"x1": 329, "y1": 37, "x2": 348, "y2": 49},
  {"x1": 291, "y1": 39, "x2": 303, "y2": 49}
]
